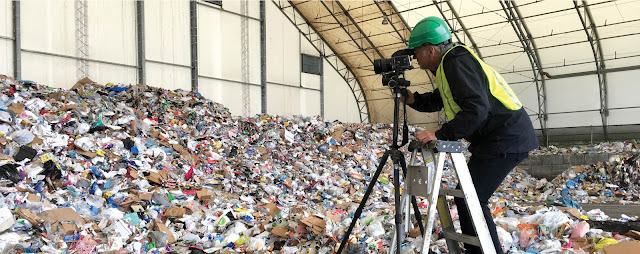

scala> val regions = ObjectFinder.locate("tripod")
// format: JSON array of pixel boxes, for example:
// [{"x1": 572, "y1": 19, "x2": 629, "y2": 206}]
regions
[{"x1": 336, "y1": 79, "x2": 424, "y2": 254}]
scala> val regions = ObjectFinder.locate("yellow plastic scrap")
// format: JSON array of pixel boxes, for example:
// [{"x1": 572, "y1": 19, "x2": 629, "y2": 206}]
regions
[
  {"x1": 595, "y1": 238, "x2": 618, "y2": 251},
  {"x1": 96, "y1": 149, "x2": 106, "y2": 157}
]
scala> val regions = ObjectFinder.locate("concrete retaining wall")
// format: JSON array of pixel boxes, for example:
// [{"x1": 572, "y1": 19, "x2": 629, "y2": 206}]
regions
[{"x1": 519, "y1": 153, "x2": 634, "y2": 180}]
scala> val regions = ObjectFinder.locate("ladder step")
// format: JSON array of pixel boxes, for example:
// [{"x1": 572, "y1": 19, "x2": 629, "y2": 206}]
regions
[
  {"x1": 442, "y1": 229, "x2": 482, "y2": 247},
  {"x1": 439, "y1": 188, "x2": 464, "y2": 198}
]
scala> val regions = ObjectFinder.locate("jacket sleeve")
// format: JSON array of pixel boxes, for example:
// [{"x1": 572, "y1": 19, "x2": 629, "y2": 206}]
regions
[
  {"x1": 435, "y1": 50, "x2": 491, "y2": 141},
  {"x1": 407, "y1": 89, "x2": 444, "y2": 112}
]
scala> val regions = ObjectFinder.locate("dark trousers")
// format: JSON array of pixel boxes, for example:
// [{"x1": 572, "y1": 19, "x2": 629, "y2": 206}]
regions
[{"x1": 454, "y1": 152, "x2": 529, "y2": 254}]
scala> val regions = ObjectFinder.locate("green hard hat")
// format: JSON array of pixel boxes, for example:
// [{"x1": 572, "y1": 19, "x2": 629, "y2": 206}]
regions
[{"x1": 407, "y1": 16, "x2": 452, "y2": 48}]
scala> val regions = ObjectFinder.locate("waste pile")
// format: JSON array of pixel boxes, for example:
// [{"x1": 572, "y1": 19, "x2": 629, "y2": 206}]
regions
[
  {"x1": 530, "y1": 141, "x2": 640, "y2": 155},
  {"x1": 550, "y1": 154, "x2": 640, "y2": 205},
  {"x1": 0, "y1": 75, "x2": 638, "y2": 253}
]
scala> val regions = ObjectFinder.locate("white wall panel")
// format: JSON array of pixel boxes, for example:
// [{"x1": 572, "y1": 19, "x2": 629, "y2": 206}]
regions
[
  {"x1": 266, "y1": 2, "x2": 300, "y2": 87},
  {"x1": 267, "y1": 83, "x2": 301, "y2": 115},
  {"x1": 199, "y1": 78, "x2": 260, "y2": 116},
  {"x1": 87, "y1": 0, "x2": 136, "y2": 66},
  {"x1": 21, "y1": 0, "x2": 75, "y2": 56},
  {"x1": 300, "y1": 89, "x2": 321, "y2": 117},
  {"x1": 323, "y1": 60, "x2": 361, "y2": 123},
  {"x1": 546, "y1": 75, "x2": 600, "y2": 114},
  {"x1": 199, "y1": 9, "x2": 260, "y2": 85},
  {"x1": 301, "y1": 73, "x2": 320, "y2": 90},
  {"x1": 0, "y1": 0, "x2": 11, "y2": 38},
  {"x1": 300, "y1": 34, "x2": 319, "y2": 56},
  {"x1": 22, "y1": 52, "x2": 76, "y2": 89},
  {"x1": 197, "y1": 5, "x2": 222, "y2": 78},
  {"x1": 145, "y1": 0, "x2": 190, "y2": 66},
  {"x1": 608, "y1": 70, "x2": 640, "y2": 109},
  {"x1": 146, "y1": 62, "x2": 190, "y2": 92},
  {"x1": 609, "y1": 108, "x2": 640, "y2": 126},
  {"x1": 0, "y1": 0, "x2": 10, "y2": 76},
  {"x1": 547, "y1": 112, "x2": 601, "y2": 128},
  {"x1": 0, "y1": 40, "x2": 12, "y2": 77},
  {"x1": 89, "y1": 63, "x2": 136, "y2": 86}
]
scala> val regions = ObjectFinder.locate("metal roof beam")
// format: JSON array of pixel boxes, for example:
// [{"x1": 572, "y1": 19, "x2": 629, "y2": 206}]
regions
[
  {"x1": 500, "y1": 0, "x2": 549, "y2": 146},
  {"x1": 335, "y1": 1, "x2": 384, "y2": 59},
  {"x1": 432, "y1": 0, "x2": 463, "y2": 44},
  {"x1": 373, "y1": 0, "x2": 407, "y2": 45},
  {"x1": 477, "y1": 18, "x2": 640, "y2": 51},
  {"x1": 444, "y1": 0, "x2": 482, "y2": 59},
  {"x1": 575, "y1": 0, "x2": 609, "y2": 140},
  {"x1": 454, "y1": 1, "x2": 615, "y2": 34},
  {"x1": 319, "y1": 1, "x2": 375, "y2": 64},
  {"x1": 316, "y1": 2, "x2": 437, "y2": 34}
]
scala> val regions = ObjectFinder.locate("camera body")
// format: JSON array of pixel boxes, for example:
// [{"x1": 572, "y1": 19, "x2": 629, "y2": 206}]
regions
[
  {"x1": 374, "y1": 49, "x2": 415, "y2": 88},
  {"x1": 373, "y1": 55, "x2": 413, "y2": 74}
]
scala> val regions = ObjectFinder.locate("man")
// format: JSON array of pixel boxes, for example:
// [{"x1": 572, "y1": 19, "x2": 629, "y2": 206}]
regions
[{"x1": 403, "y1": 17, "x2": 539, "y2": 253}]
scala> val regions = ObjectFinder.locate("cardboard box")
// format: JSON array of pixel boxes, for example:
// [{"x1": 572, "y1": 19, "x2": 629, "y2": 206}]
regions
[
  {"x1": 27, "y1": 193, "x2": 41, "y2": 202},
  {"x1": 626, "y1": 230, "x2": 640, "y2": 240},
  {"x1": 7, "y1": 103, "x2": 25, "y2": 116},
  {"x1": 196, "y1": 188, "x2": 214, "y2": 200},
  {"x1": 147, "y1": 170, "x2": 169, "y2": 185},
  {"x1": 152, "y1": 219, "x2": 176, "y2": 244},
  {"x1": 271, "y1": 226, "x2": 289, "y2": 237},
  {"x1": 301, "y1": 216, "x2": 326, "y2": 235},
  {"x1": 40, "y1": 208, "x2": 85, "y2": 233},
  {"x1": 164, "y1": 206, "x2": 186, "y2": 217},
  {"x1": 572, "y1": 237, "x2": 595, "y2": 253},
  {"x1": 138, "y1": 192, "x2": 153, "y2": 201},
  {"x1": 264, "y1": 203, "x2": 281, "y2": 217},
  {"x1": 556, "y1": 206, "x2": 582, "y2": 219},
  {"x1": 17, "y1": 209, "x2": 43, "y2": 225},
  {"x1": 604, "y1": 240, "x2": 640, "y2": 254},
  {"x1": 409, "y1": 227, "x2": 422, "y2": 238}
]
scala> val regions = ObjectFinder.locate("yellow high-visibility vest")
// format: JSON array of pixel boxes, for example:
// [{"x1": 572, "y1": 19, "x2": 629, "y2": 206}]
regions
[{"x1": 436, "y1": 45, "x2": 522, "y2": 120}]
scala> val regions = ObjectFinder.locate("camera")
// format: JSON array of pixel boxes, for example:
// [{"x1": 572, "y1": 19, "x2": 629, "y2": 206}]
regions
[
  {"x1": 375, "y1": 49, "x2": 415, "y2": 88},
  {"x1": 373, "y1": 49, "x2": 415, "y2": 74}
]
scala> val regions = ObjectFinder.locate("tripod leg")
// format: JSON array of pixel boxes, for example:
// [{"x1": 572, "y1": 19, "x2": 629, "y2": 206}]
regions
[
  {"x1": 399, "y1": 155, "x2": 425, "y2": 236},
  {"x1": 393, "y1": 161, "x2": 402, "y2": 254},
  {"x1": 336, "y1": 151, "x2": 390, "y2": 254}
]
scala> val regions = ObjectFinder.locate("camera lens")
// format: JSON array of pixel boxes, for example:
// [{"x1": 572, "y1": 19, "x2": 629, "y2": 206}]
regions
[{"x1": 374, "y1": 58, "x2": 392, "y2": 74}]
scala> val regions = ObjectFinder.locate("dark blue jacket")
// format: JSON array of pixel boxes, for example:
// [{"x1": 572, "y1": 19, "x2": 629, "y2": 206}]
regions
[{"x1": 408, "y1": 46, "x2": 539, "y2": 155}]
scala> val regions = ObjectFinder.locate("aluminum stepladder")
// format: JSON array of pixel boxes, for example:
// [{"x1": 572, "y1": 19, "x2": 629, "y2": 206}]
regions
[{"x1": 398, "y1": 140, "x2": 496, "y2": 254}]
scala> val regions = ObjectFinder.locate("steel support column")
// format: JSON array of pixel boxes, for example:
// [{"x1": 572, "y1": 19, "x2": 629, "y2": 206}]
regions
[
  {"x1": 260, "y1": 0, "x2": 267, "y2": 114},
  {"x1": 12, "y1": 0, "x2": 20, "y2": 79},
  {"x1": 75, "y1": 0, "x2": 89, "y2": 79},
  {"x1": 320, "y1": 55, "x2": 324, "y2": 118},
  {"x1": 273, "y1": 0, "x2": 369, "y2": 123},
  {"x1": 241, "y1": 0, "x2": 250, "y2": 116},
  {"x1": 574, "y1": 0, "x2": 609, "y2": 140},
  {"x1": 500, "y1": 1, "x2": 549, "y2": 146},
  {"x1": 136, "y1": 0, "x2": 146, "y2": 85},
  {"x1": 190, "y1": 0, "x2": 198, "y2": 92}
]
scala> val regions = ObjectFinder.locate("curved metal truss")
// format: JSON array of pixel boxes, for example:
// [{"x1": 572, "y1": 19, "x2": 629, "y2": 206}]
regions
[
  {"x1": 273, "y1": 0, "x2": 370, "y2": 123},
  {"x1": 574, "y1": 0, "x2": 609, "y2": 140},
  {"x1": 500, "y1": 0, "x2": 549, "y2": 146}
]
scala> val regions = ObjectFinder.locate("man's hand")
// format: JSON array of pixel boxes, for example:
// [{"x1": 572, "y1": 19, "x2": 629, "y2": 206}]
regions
[
  {"x1": 402, "y1": 89, "x2": 415, "y2": 104},
  {"x1": 415, "y1": 129, "x2": 437, "y2": 144}
]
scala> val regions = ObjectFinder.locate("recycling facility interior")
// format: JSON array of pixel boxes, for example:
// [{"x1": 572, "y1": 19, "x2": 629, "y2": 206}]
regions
[{"x1": 0, "y1": 0, "x2": 640, "y2": 253}]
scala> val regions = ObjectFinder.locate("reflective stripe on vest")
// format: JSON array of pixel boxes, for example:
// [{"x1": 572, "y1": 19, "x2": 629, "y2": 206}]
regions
[{"x1": 435, "y1": 45, "x2": 522, "y2": 121}]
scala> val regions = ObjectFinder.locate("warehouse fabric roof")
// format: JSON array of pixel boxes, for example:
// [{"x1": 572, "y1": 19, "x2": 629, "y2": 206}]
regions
[{"x1": 276, "y1": 0, "x2": 640, "y2": 144}]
